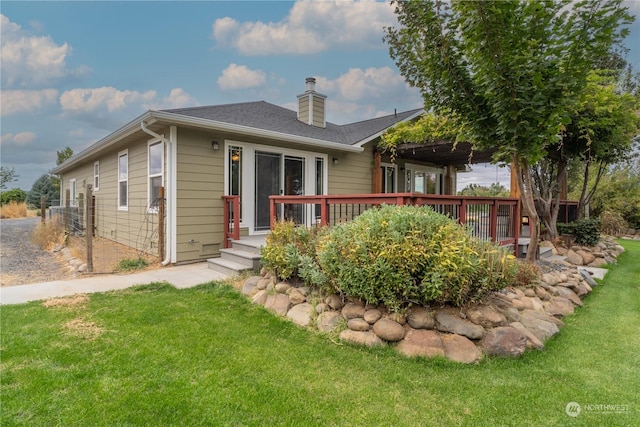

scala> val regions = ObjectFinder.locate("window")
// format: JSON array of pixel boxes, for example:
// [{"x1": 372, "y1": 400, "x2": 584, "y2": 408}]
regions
[
  {"x1": 315, "y1": 157, "x2": 325, "y2": 221},
  {"x1": 93, "y1": 161, "x2": 100, "y2": 191},
  {"x1": 70, "y1": 179, "x2": 77, "y2": 206},
  {"x1": 118, "y1": 150, "x2": 128, "y2": 210},
  {"x1": 228, "y1": 145, "x2": 242, "y2": 220},
  {"x1": 381, "y1": 164, "x2": 397, "y2": 193},
  {"x1": 148, "y1": 142, "x2": 163, "y2": 212},
  {"x1": 405, "y1": 164, "x2": 443, "y2": 194}
]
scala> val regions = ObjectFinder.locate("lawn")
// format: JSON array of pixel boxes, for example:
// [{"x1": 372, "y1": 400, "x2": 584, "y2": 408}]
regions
[{"x1": 1, "y1": 240, "x2": 638, "y2": 426}]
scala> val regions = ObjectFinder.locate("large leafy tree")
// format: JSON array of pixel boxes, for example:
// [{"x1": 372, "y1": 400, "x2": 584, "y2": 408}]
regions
[
  {"x1": 384, "y1": 0, "x2": 632, "y2": 260},
  {"x1": 27, "y1": 175, "x2": 59, "y2": 209},
  {"x1": 0, "y1": 166, "x2": 18, "y2": 190}
]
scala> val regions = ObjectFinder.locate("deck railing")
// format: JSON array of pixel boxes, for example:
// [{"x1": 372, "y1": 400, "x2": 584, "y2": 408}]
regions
[
  {"x1": 222, "y1": 195, "x2": 240, "y2": 248},
  {"x1": 268, "y1": 193, "x2": 521, "y2": 247}
]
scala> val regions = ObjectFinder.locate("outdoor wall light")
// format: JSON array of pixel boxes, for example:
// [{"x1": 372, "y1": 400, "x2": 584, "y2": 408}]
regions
[
  {"x1": 211, "y1": 140, "x2": 220, "y2": 150},
  {"x1": 332, "y1": 157, "x2": 339, "y2": 165}
]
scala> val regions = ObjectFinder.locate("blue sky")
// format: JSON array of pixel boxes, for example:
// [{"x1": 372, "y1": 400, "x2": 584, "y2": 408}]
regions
[{"x1": 1, "y1": 0, "x2": 639, "y2": 193}]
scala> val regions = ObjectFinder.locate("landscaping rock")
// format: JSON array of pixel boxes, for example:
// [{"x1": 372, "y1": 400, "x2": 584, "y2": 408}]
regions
[
  {"x1": 554, "y1": 286, "x2": 583, "y2": 307},
  {"x1": 339, "y1": 330, "x2": 384, "y2": 347},
  {"x1": 406, "y1": 307, "x2": 435, "y2": 329},
  {"x1": 256, "y1": 277, "x2": 270, "y2": 290},
  {"x1": 579, "y1": 269, "x2": 598, "y2": 287},
  {"x1": 436, "y1": 312, "x2": 484, "y2": 339},
  {"x1": 275, "y1": 282, "x2": 291, "y2": 293},
  {"x1": 576, "y1": 250, "x2": 596, "y2": 265},
  {"x1": 242, "y1": 276, "x2": 261, "y2": 295},
  {"x1": 510, "y1": 322, "x2": 544, "y2": 350},
  {"x1": 566, "y1": 250, "x2": 584, "y2": 266},
  {"x1": 441, "y1": 334, "x2": 482, "y2": 364},
  {"x1": 287, "y1": 303, "x2": 313, "y2": 327},
  {"x1": 479, "y1": 327, "x2": 527, "y2": 357},
  {"x1": 316, "y1": 311, "x2": 341, "y2": 332},
  {"x1": 373, "y1": 318, "x2": 405, "y2": 342},
  {"x1": 325, "y1": 294, "x2": 344, "y2": 310},
  {"x1": 288, "y1": 289, "x2": 307, "y2": 305},
  {"x1": 342, "y1": 303, "x2": 365, "y2": 319},
  {"x1": 251, "y1": 290, "x2": 268, "y2": 305},
  {"x1": 518, "y1": 310, "x2": 560, "y2": 342},
  {"x1": 315, "y1": 303, "x2": 329, "y2": 314},
  {"x1": 363, "y1": 309, "x2": 382, "y2": 325},
  {"x1": 466, "y1": 305, "x2": 507, "y2": 328},
  {"x1": 265, "y1": 294, "x2": 291, "y2": 316},
  {"x1": 396, "y1": 329, "x2": 445, "y2": 358},
  {"x1": 348, "y1": 318, "x2": 371, "y2": 332}
]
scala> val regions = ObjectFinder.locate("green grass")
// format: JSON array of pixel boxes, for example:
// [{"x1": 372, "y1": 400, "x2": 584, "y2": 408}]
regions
[
  {"x1": 116, "y1": 257, "x2": 149, "y2": 272},
  {"x1": 1, "y1": 241, "x2": 639, "y2": 426}
]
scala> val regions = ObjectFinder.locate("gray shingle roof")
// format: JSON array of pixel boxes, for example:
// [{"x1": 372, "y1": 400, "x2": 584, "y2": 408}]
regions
[{"x1": 162, "y1": 101, "x2": 421, "y2": 145}]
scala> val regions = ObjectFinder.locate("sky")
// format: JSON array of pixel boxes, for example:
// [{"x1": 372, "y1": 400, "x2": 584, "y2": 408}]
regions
[{"x1": 1, "y1": 0, "x2": 639, "y2": 193}]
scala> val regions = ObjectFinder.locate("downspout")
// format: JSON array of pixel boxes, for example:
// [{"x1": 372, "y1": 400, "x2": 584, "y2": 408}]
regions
[{"x1": 141, "y1": 120, "x2": 173, "y2": 265}]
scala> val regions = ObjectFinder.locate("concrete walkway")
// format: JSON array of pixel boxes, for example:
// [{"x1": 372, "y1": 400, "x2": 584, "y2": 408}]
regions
[{"x1": 0, "y1": 263, "x2": 229, "y2": 305}]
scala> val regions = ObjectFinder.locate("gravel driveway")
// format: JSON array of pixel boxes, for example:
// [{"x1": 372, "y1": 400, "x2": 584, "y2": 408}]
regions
[{"x1": 0, "y1": 217, "x2": 71, "y2": 286}]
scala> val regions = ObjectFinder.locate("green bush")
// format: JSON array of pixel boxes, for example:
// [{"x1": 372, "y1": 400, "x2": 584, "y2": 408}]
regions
[
  {"x1": 0, "y1": 188, "x2": 27, "y2": 205},
  {"x1": 117, "y1": 258, "x2": 148, "y2": 272},
  {"x1": 557, "y1": 218, "x2": 601, "y2": 246},
  {"x1": 261, "y1": 221, "x2": 326, "y2": 281},
  {"x1": 315, "y1": 205, "x2": 517, "y2": 310}
]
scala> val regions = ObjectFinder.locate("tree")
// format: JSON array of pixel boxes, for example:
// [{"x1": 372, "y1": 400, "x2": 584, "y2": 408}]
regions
[
  {"x1": 26, "y1": 175, "x2": 59, "y2": 208},
  {"x1": 0, "y1": 166, "x2": 18, "y2": 190},
  {"x1": 459, "y1": 183, "x2": 509, "y2": 198},
  {"x1": 384, "y1": 0, "x2": 632, "y2": 261},
  {"x1": 56, "y1": 146, "x2": 74, "y2": 166}
]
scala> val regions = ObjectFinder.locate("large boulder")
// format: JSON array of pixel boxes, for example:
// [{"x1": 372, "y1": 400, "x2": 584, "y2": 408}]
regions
[
  {"x1": 286, "y1": 303, "x2": 313, "y2": 327},
  {"x1": 441, "y1": 334, "x2": 483, "y2": 364},
  {"x1": 316, "y1": 311, "x2": 342, "y2": 332},
  {"x1": 396, "y1": 329, "x2": 445, "y2": 358},
  {"x1": 479, "y1": 327, "x2": 527, "y2": 357},
  {"x1": 264, "y1": 294, "x2": 291, "y2": 316},
  {"x1": 373, "y1": 318, "x2": 405, "y2": 342},
  {"x1": 342, "y1": 303, "x2": 366, "y2": 319},
  {"x1": 466, "y1": 305, "x2": 507, "y2": 328},
  {"x1": 406, "y1": 307, "x2": 435, "y2": 329},
  {"x1": 565, "y1": 250, "x2": 584, "y2": 266},
  {"x1": 339, "y1": 330, "x2": 384, "y2": 347},
  {"x1": 435, "y1": 312, "x2": 485, "y2": 340}
]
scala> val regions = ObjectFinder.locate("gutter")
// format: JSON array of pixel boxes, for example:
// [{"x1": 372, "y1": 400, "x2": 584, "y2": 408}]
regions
[{"x1": 140, "y1": 120, "x2": 174, "y2": 266}]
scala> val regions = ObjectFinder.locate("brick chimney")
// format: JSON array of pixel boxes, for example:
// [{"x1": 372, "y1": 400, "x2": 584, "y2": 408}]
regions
[{"x1": 297, "y1": 77, "x2": 326, "y2": 128}]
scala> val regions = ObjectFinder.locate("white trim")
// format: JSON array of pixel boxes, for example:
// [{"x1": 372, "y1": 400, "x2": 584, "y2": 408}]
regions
[
  {"x1": 69, "y1": 178, "x2": 77, "y2": 206},
  {"x1": 117, "y1": 149, "x2": 129, "y2": 211},
  {"x1": 381, "y1": 162, "x2": 398, "y2": 193},
  {"x1": 147, "y1": 138, "x2": 164, "y2": 213},
  {"x1": 224, "y1": 139, "x2": 328, "y2": 235},
  {"x1": 93, "y1": 161, "x2": 100, "y2": 192},
  {"x1": 169, "y1": 126, "x2": 177, "y2": 263},
  {"x1": 404, "y1": 163, "x2": 445, "y2": 195}
]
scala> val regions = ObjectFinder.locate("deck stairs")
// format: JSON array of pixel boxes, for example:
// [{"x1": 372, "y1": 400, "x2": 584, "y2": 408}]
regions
[{"x1": 207, "y1": 236, "x2": 266, "y2": 276}]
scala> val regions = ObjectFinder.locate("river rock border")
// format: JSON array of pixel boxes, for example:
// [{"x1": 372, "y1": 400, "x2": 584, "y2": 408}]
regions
[{"x1": 240, "y1": 237, "x2": 625, "y2": 364}]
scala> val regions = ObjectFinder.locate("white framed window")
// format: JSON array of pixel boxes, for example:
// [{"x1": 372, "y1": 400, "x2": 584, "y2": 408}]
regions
[
  {"x1": 70, "y1": 179, "x2": 77, "y2": 206},
  {"x1": 148, "y1": 141, "x2": 163, "y2": 212},
  {"x1": 405, "y1": 163, "x2": 444, "y2": 195},
  {"x1": 381, "y1": 163, "x2": 397, "y2": 193},
  {"x1": 118, "y1": 150, "x2": 128, "y2": 210},
  {"x1": 93, "y1": 161, "x2": 100, "y2": 191}
]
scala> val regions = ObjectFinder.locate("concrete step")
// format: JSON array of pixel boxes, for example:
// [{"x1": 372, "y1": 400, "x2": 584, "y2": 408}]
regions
[
  {"x1": 219, "y1": 248, "x2": 262, "y2": 270},
  {"x1": 539, "y1": 246, "x2": 553, "y2": 259},
  {"x1": 207, "y1": 258, "x2": 254, "y2": 276},
  {"x1": 231, "y1": 238, "x2": 264, "y2": 255}
]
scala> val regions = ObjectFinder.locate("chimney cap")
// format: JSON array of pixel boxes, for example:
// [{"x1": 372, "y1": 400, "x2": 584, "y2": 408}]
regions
[{"x1": 305, "y1": 77, "x2": 316, "y2": 92}]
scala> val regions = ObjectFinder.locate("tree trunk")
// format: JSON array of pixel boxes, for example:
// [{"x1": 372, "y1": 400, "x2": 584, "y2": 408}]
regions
[{"x1": 514, "y1": 155, "x2": 539, "y2": 262}]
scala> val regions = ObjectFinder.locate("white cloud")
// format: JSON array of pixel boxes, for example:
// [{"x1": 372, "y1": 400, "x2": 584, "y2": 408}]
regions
[
  {"x1": 310, "y1": 67, "x2": 422, "y2": 123},
  {"x1": 152, "y1": 88, "x2": 199, "y2": 109},
  {"x1": 0, "y1": 89, "x2": 59, "y2": 116},
  {"x1": 218, "y1": 64, "x2": 267, "y2": 90},
  {"x1": 0, "y1": 131, "x2": 36, "y2": 146},
  {"x1": 59, "y1": 87, "x2": 157, "y2": 114},
  {"x1": 212, "y1": 0, "x2": 396, "y2": 55},
  {"x1": 0, "y1": 14, "x2": 88, "y2": 88}
]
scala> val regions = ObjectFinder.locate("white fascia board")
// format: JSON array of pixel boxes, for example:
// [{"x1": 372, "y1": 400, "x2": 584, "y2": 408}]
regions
[
  {"x1": 150, "y1": 110, "x2": 363, "y2": 153},
  {"x1": 352, "y1": 109, "x2": 425, "y2": 148},
  {"x1": 52, "y1": 111, "x2": 154, "y2": 174}
]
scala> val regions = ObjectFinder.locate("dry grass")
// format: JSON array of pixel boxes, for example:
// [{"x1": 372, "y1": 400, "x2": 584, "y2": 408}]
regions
[
  {"x1": 31, "y1": 217, "x2": 66, "y2": 251},
  {"x1": 42, "y1": 294, "x2": 89, "y2": 308},
  {"x1": 68, "y1": 235, "x2": 160, "y2": 274},
  {"x1": 0, "y1": 202, "x2": 36, "y2": 219},
  {"x1": 64, "y1": 317, "x2": 103, "y2": 340}
]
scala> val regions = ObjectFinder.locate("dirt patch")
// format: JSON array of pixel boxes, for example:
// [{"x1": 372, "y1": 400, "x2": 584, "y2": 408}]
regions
[
  {"x1": 67, "y1": 235, "x2": 161, "y2": 274},
  {"x1": 64, "y1": 317, "x2": 103, "y2": 340},
  {"x1": 42, "y1": 294, "x2": 89, "y2": 308}
]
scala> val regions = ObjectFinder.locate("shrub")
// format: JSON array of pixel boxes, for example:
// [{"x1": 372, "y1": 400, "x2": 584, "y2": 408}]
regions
[
  {"x1": 316, "y1": 205, "x2": 517, "y2": 310},
  {"x1": 32, "y1": 217, "x2": 66, "y2": 250},
  {"x1": 0, "y1": 201, "x2": 28, "y2": 219},
  {"x1": 514, "y1": 261, "x2": 541, "y2": 288},
  {"x1": 600, "y1": 210, "x2": 628, "y2": 235},
  {"x1": 558, "y1": 218, "x2": 601, "y2": 246},
  {"x1": 261, "y1": 221, "x2": 326, "y2": 281},
  {"x1": 0, "y1": 188, "x2": 27, "y2": 205}
]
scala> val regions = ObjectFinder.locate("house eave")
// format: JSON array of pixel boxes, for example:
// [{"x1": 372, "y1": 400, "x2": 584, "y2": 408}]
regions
[
  {"x1": 352, "y1": 109, "x2": 425, "y2": 148},
  {"x1": 53, "y1": 110, "x2": 366, "y2": 175}
]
